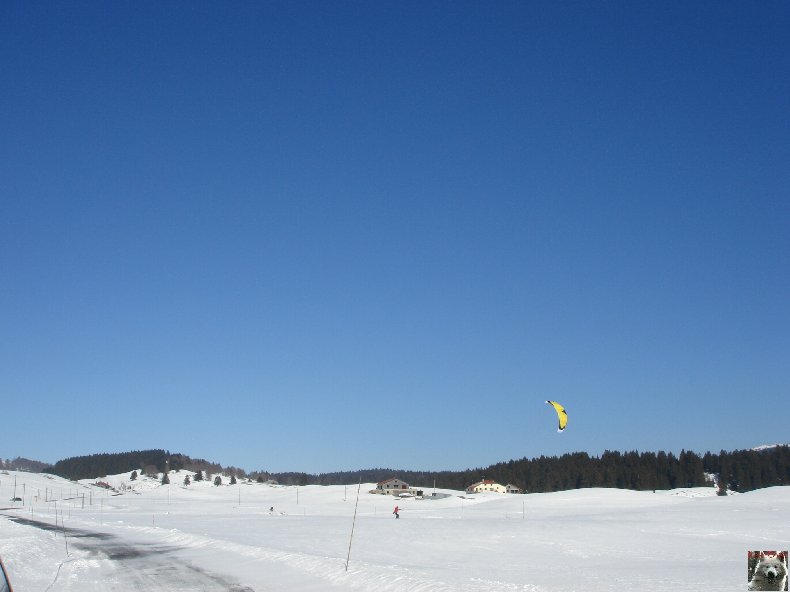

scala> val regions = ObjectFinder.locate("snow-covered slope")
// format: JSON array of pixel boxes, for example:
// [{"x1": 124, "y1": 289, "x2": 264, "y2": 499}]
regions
[
  {"x1": 752, "y1": 443, "x2": 790, "y2": 451},
  {"x1": 1, "y1": 470, "x2": 788, "y2": 591}
]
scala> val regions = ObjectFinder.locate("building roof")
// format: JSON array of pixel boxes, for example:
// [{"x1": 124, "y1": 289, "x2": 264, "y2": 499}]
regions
[
  {"x1": 377, "y1": 477, "x2": 407, "y2": 486},
  {"x1": 467, "y1": 479, "x2": 501, "y2": 489}
]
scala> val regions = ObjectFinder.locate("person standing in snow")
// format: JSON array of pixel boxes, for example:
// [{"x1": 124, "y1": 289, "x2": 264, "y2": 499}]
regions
[{"x1": 393, "y1": 505, "x2": 400, "y2": 518}]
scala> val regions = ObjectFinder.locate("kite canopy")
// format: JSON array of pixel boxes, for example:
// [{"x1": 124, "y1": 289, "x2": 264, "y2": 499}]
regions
[{"x1": 545, "y1": 400, "x2": 568, "y2": 432}]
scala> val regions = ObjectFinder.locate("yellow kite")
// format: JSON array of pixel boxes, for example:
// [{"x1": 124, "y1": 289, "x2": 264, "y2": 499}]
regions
[{"x1": 545, "y1": 400, "x2": 568, "y2": 432}]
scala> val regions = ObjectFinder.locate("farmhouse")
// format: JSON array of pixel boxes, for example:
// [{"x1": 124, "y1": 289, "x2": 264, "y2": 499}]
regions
[
  {"x1": 374, "y1": 477, "x2": 410, "y2": 495},
  {"x1": 465, "y1": 479, "x2": 506, "y2": 494}
]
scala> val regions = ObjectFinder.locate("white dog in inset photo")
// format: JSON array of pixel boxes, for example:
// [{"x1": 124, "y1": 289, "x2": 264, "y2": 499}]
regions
[{"x1": 749, "y1": 552, "x2": 788, "y2": 591}]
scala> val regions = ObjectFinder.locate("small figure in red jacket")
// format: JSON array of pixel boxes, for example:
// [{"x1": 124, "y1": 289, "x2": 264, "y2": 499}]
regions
[{"x1": 393, "y1": 505, "x2": 400, "y2": 519}]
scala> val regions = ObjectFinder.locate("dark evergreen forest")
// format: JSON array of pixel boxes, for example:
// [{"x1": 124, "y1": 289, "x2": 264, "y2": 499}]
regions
[
  {"x1": 264, "y1": 446, "x2": 790, "y2": 493},
  {"x1": 44, "y1": 450, "x2": 225, "y2": 481},
  {"x1": 41, "y1": 445, "x2": 790, "y2": 495}
]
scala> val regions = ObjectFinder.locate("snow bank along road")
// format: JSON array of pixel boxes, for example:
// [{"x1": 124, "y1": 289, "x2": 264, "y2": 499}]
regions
[{"x1": 4, "y1": 515, "x2": 255, "y2": 591}]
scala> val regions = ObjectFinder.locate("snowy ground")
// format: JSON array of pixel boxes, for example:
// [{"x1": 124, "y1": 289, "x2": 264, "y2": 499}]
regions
[{"x1": 1, "y1": 470, "x2": 788, "y2": 591}]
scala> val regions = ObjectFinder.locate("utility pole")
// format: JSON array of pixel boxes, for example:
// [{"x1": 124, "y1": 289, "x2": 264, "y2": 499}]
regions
[{"x1": 345, "y1": 479, "x2": 362, "y2": 572}]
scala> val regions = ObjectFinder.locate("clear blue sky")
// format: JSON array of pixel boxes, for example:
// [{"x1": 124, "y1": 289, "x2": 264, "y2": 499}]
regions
[{"x1": 2, "y1": 2, "x2": 788, "y2": 474}]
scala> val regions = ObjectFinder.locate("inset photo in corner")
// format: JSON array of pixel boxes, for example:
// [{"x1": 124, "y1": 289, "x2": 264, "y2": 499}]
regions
[{"x1": 748, "y1": 551, "x2": 788, "y2": 591}]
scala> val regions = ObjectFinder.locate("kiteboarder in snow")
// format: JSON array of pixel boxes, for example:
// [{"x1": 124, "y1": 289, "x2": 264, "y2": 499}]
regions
[{"x1": 393, "y1": 505, "x2": 400, "y2": 519}]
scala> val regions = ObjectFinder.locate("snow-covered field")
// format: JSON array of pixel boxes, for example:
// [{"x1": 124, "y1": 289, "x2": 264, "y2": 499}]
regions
[{"x1": 1, "y1": 469, "x2": 788, "y2": 591}]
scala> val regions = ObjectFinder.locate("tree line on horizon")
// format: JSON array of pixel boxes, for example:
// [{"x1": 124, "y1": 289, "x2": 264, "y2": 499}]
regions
[
  {"x1": 43, "y1": 450, "x2": 237, "y2": 482},
  {"x1": 1, "y1": 457, "x2": 49, "y2": 473},
  {"x1": 263, "y1": 446, "x2": 790, "y2": 494},
  {"x1": 37, "y1": 446, "x2": 790, "y2": 495}
]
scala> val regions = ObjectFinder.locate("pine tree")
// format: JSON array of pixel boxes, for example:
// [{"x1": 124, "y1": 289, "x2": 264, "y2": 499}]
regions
[
  {"x1": 183, "y1": 475, "x2": 191, "y2": 486},
  {"x1": 717, "y1": 452, "x2": 729, "y2": 496},
  {"x1": 230, "y1": 475, "x2": 237, "y2": 485},
  {"x1": 161, "y1": 473, "x2": 170, "y2": 485},
  {"x1": 214, "y1": 475, "x2": 222, "y2": 486},
  {"x1": 130, "y1": 470, "x2": 138, "y2": 481}
]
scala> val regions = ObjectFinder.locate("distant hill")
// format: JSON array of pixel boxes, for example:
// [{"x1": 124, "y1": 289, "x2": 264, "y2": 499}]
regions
[
  {"x1": 27, "y1": 444, "x2": 790, "y2": 495},
  {"x1": 44, "y1": 450, "x2": 240, "y2": 481},
  {"x1": 1, "y1": 457, "x2": 49, "y2": 473},
  {"x1": 752, "y1": 443, "x2": 790, "y2": 451}
]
